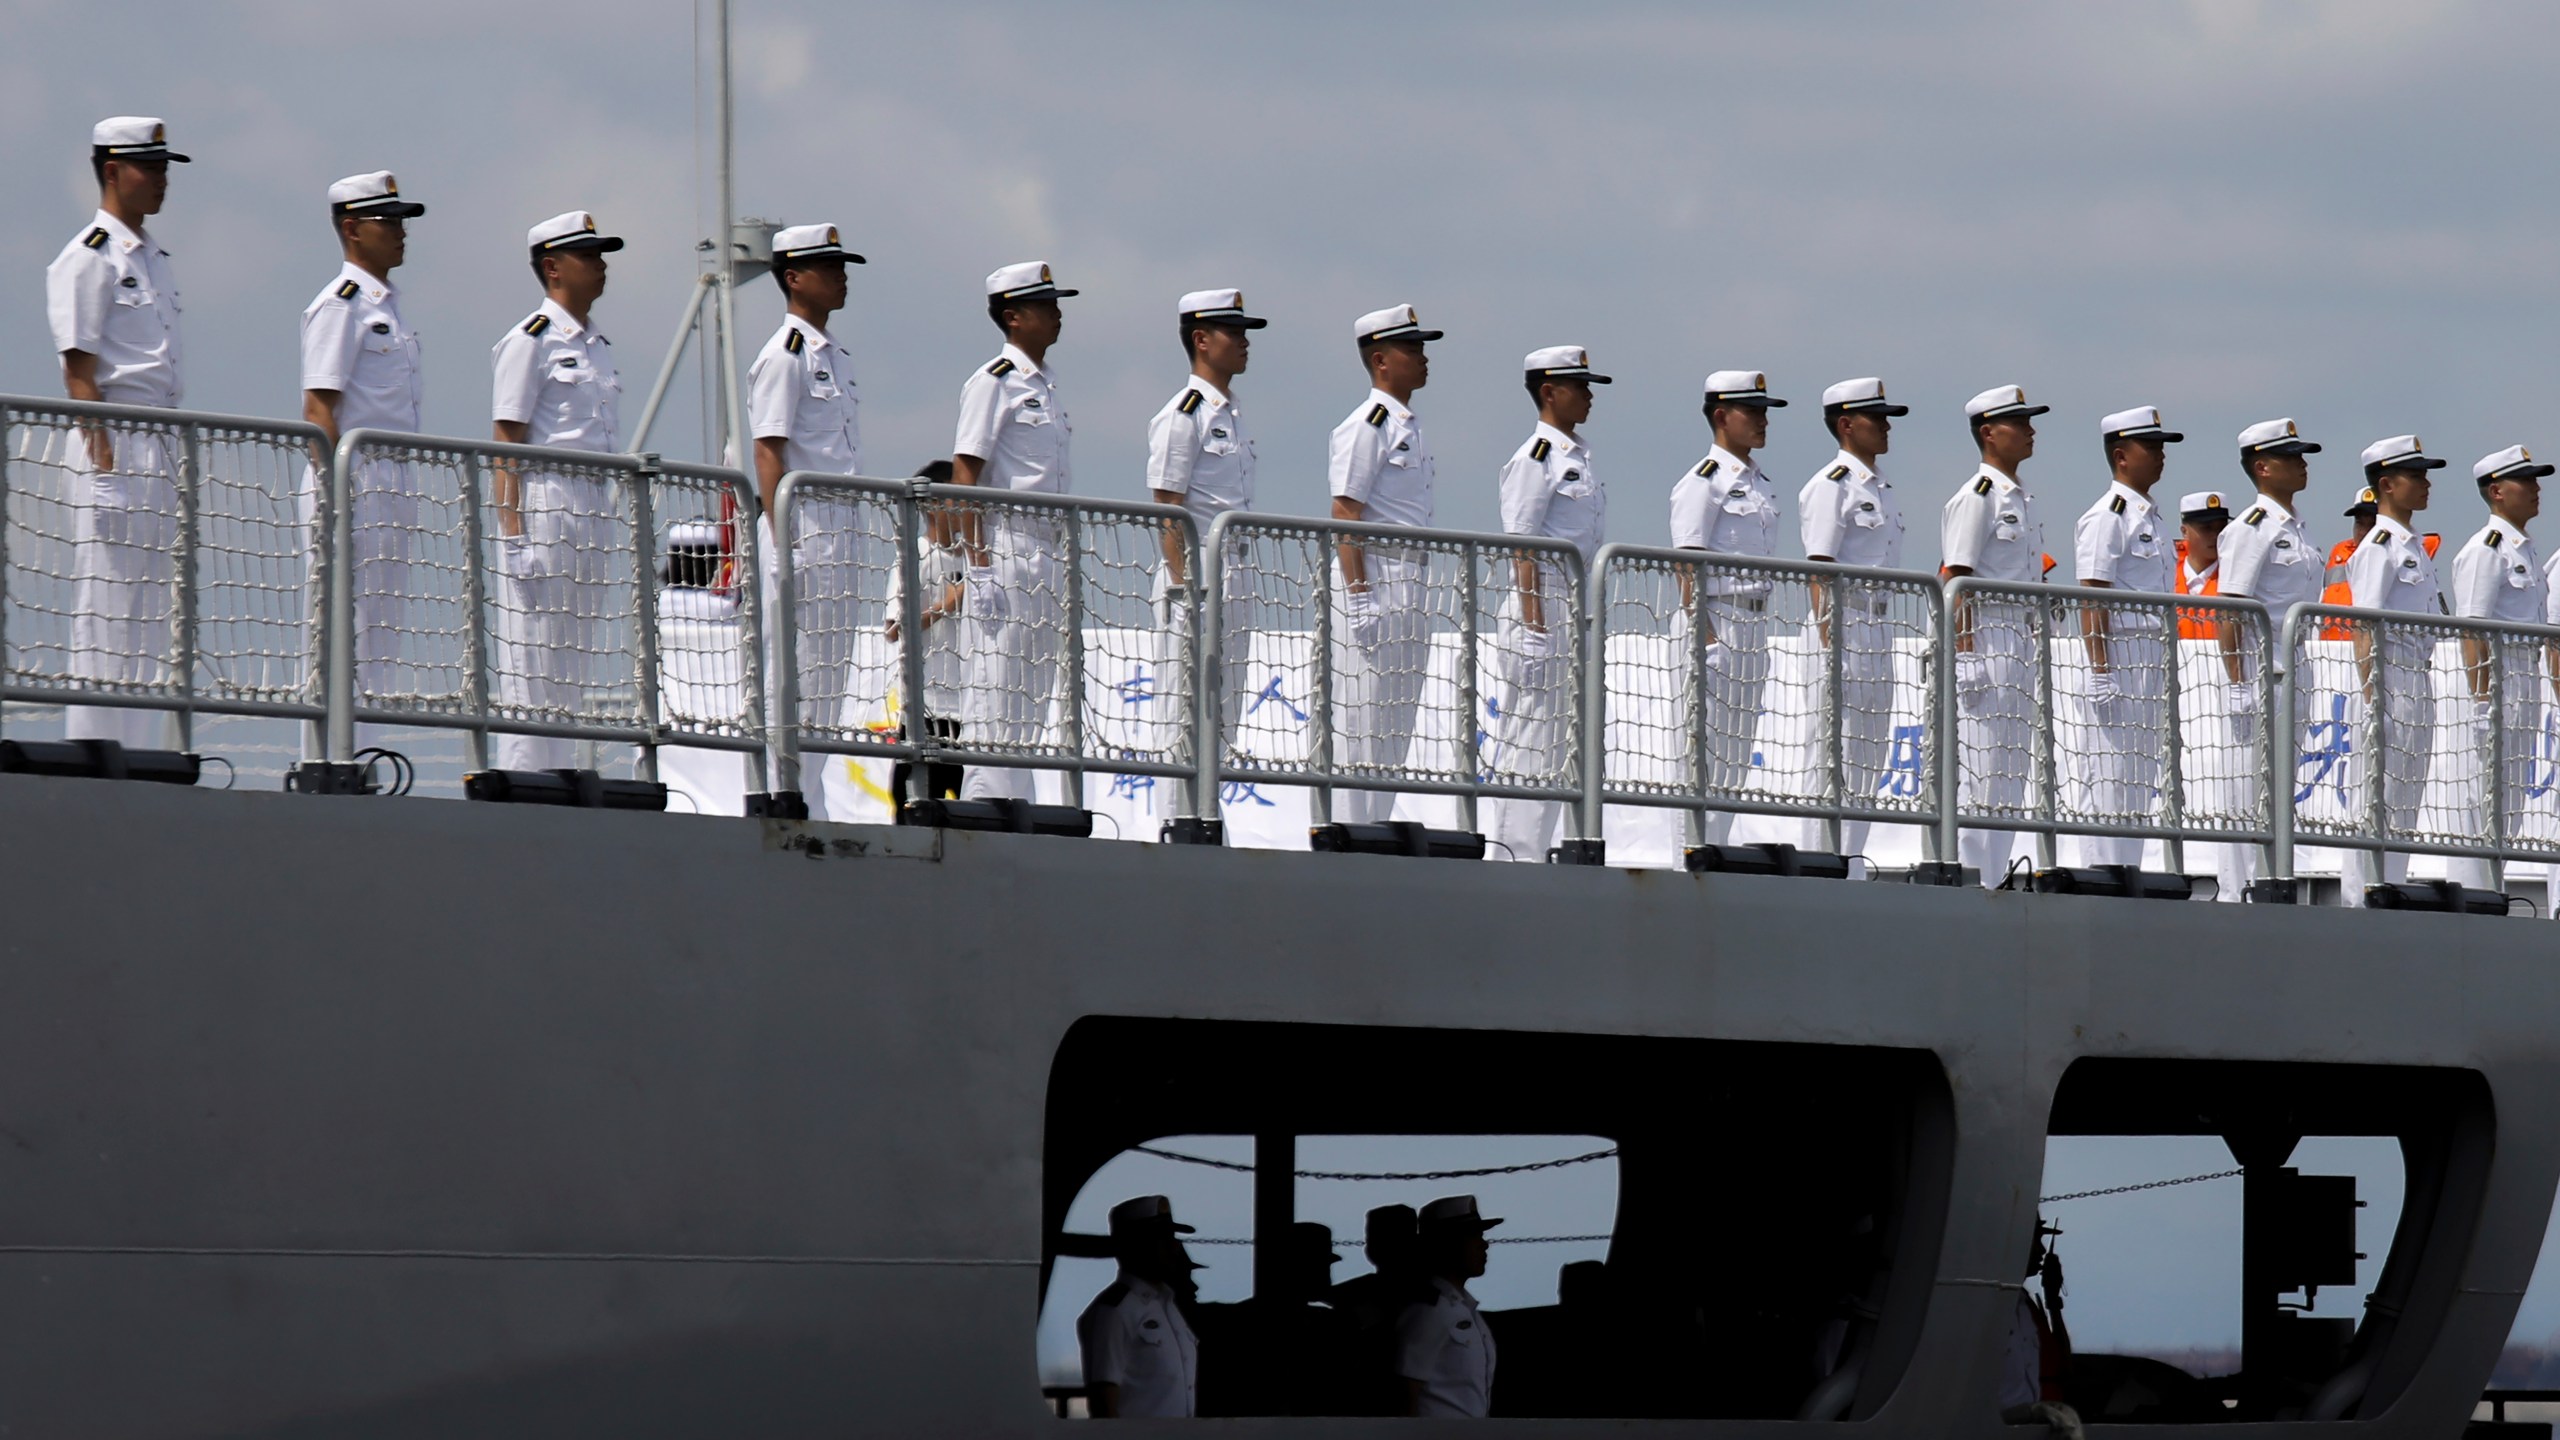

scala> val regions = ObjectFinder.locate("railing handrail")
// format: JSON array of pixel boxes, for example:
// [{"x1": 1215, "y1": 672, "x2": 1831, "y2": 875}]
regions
[
  {"x1": 1944, "y1": 573, "x2": 2283, "y2": 617},
  {"x1": 2283, "y1": 598, "x2": 2560, "y2": 647},
  {"x1": 1592, "y1": 540, "x2": 1938, "y2": 588},
  {"x1": 0, "y1": 391, "x2": 328, "y2": 440}
]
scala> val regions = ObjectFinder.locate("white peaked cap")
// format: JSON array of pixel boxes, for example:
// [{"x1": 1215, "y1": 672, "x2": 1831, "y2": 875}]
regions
[
  {"x1": 2179, "y1": 490, "x2": 2232, "y2": 517},
  {"x1": 1178, "y1": 289, "x2": 1267, "y2": 327},
  {"x1": 2359, "y1": 435, "x2": 2445, "y2": 471},
  {"x1": 2474, "y1": 445, "x2": 2553, "y2": 482},
  {"x1": 1822, "y1": 377, "x2": 1907, "y2": 414},
  {"x1": 328, "y1": 172, "x2": 423, "y2": 218},
  {"x1": 986, "y1": 260, "x2": 1076, "y2": 300},
  {"x1": 1354, "y1": 303, "x2": 1442, "y2": 343},
  {"x1": 2238, "y1": 418, "x2": 2320, "y2": 455},
  {"x1": 1702, "y1": 370, "x2": 1785, "y2": 406},
  {"x1": 527, "y1": 211, "x2": 623, "y2": 252},
  {"x1": 1523, "y1": 346, "x2": 1612, "y2": 382},
  {"x1": 2101, "y1": 406, "x2": 2183, "y2": 442},
  {"x1": 772, "y1": 224, "x2": 864, "y2": 263},
  {"x1": 1965, "y1": 384, "x2": 2048, "y2": 420}
]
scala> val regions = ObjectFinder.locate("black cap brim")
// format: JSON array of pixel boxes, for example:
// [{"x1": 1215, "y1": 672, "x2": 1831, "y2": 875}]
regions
[
  {"x1": 780, "y1": 250, "x2": 868, "y2": 265},
  {"x1": 2247, "y1": 440, "x2": 2320, "y2": 457},
  {"x1": 99, "y1": 147, "x2": 189, "y2": 164},
  {"x1": 1531, "y1": 371, "x2": 1612, "y2": 385},
  {"x1": 2502, "y1": 465, "x2": 2560, "y2": 481},
  {"x1": 1364, "y1": 328, "x2": 1442, "y2": 344},
  {"x1": 1708, "y1": 394, "x2": 1786, "y2": 408},
  {"x1": 2182, "y1": 509, "x2": 2232, "y2": 522},
  {"x1": 1974, "y1": 404, "x2": 2050, "y2": 421},
  {"x1": 2109, "y1": 428, "x2": 2184, "y2": 444},
  {"x1": 1185, "y1": 312, "x2": 1269, "y2": 330},
  {"x1": 1837, "y1": 402, "x2": 1910, "y2": 417},
  {"x1": 2344, "y1": 502, "x2": 2378, "y2": 516},
  {"x1": 540, "y1": 237, "x2": 625, "y2": 254},
  {"x1": 342, "y1": 201, "x2": 427, "y2": 220}
]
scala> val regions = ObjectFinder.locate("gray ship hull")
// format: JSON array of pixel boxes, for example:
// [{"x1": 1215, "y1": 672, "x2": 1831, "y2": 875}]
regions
[{"x1": 0, "y1": 770, "x2": 2554, "y2": 1436}]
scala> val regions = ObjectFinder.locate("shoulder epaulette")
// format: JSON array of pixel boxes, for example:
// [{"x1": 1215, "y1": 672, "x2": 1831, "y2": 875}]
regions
[
  {"x1": 1825, "y1": 464, "x2": 1850, "y2": 482},
  {"x1": 2243, "y1": 506, "x2": 2267, "y2": 527},
  {"x1": 1177, "y1": 389, "x2": 1203, "y2": 416},
  {"x1": 2488, "y1": 529, "x2": 2505, "y2": 549},
  {"x1": 522, "y1": 314, "x2": 550, "y2": 337},
  {"x1": 987, "y1": 357, "x2": 1015, "y2": 378},
  {"x1": 1530, "y1": 438, "x2": 1552, "y2": 462},
  {"x1": 1696, "y1": 458, "x2": 1721, "y2": 480},
  {"x1": 1366, "y1": 403, "x2": 1390, "y2": 428},
  {"x1": 1096, "y1": 1281, "x2": 1130, "y2": 1307},
  {"x1": 333, "y1": 279, "x2": 361, "y2": 301},
  {"x1": 1972, "y1": 475, "x2": 1994, "y2": 496},
  {"x1": 785, "y1": 328, "x2": 805, "y2": 355},
  {"x1": 81, "y1": 227, "x2": 109, "y2": 250},
  {"x1": 2109, "y1": 494, "x2": 2128, "y2": 515}
]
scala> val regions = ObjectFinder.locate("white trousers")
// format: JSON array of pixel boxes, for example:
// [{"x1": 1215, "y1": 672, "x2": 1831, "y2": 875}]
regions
[
  {"x1": 1152, "y1": 576, "x2": 1254, "y2": 821},
  {"x1": 65, "y1": 459, "x2": 181, "y2": 748},
  {"x1": 300, "y1": 458, "x2": 420, "y2": 752},
  {"x1": 960, "y1": 521, "x2": 1065, "y2": 803},
  {"x1": 1695, "y1": 597, "x2": 1771, "y2": 848},
  {"x1": 1332, "y1": 557, "x2": 1428, "y2": 826},
  {"x1": 2337, "y1": 646, "x2": 2436, "y2": 905},
  {"x1": 1486, "y1": 611, "x2": 1575, "y2": 862},
  {"x1": 1802, "y1": 610, "x2": 1895, "y2": 861},
  {"x1": 494, "y1": 476, "x2": 619, "y2": 772},
  {"x1": 2072, "y1": 630, "x2": 2168, "y2": 868},
  {"x1": 761, "y1": 516, "x2": 859, "y2": 819},
  {"x1": 2446, "y1": 661, "x2": 2546, "y2": 892},
  {"x1": 1956, "y1": 609, "x2": 2034, "y2": 884}
]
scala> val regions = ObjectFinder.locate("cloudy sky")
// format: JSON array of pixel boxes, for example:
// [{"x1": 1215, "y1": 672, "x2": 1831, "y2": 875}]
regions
[
  {"x1": 11, "y1": 0, "x2": 2560, "y2": 1356},
  {"x1": 9, "y1": 0, "x2": 2560, "y2": 560}
]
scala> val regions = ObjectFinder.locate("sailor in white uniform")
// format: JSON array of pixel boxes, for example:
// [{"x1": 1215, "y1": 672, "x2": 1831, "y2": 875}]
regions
[
  {"x1": 1396, "y1": 1195, "x2": 1500, "y2": 1418},
  {"x1": 2214, "y1": 420, "x2": 2327, "y2": 902},
  {"x1": 1799, "y1": 377, "x2": 1909, "y2": 865},
  {"x1": 749, "y1": 223, "x2": 865, "y2": 816},
  {"x1": 2445, "y1": 445, "x2": 2552, "y2": 891},
  {"x1": 2072, "y1": 407, "x2": 2182, "y2": 867},
  {"x1": 2339, "y1": 435, "x2": 2447, "y2": 904},
  {"x1": 952, "y1": 261, "x2": 1076, "y2": 802},
  {"x1": 301, "y1": 172, "x2": 427, "y2": 725},
  {"x1": 1146, "y1": 288, "x2": 1265, "y2": 820},
  {"x1": 489, "y1": 210, "x2": 625, "y2": 771},
  {"x1": 2174, "y1": 489, "x2": 2256, "y2": 901},
  {"x1": 1487, "y1": 346, "x2": 1609, "y2": 861},
  {"x1": 1328, "y1": 304, "x2": 1441, "y2": 826},
  {"x1": 1668, "y1": 370, "x2": 1787, "y2": 846},
  {"x1": 1940, "y1": 385, "x2": 2050, "y2": 884},
  {"x1": 47, "y1": 117, "x2": 190, "y2": 748},
  {"x1": 1077, "y1": 1195, "x2": 1201, "y2": 1419}
]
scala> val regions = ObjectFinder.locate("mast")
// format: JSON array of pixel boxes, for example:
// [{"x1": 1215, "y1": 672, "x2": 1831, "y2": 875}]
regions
[{"x1": 712, "y1": 0, "x2": 749, "y2": 469}]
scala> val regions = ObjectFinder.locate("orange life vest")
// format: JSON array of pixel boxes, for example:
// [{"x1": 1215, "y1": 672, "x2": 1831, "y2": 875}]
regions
[{"x1": 2172, "y1": 539, "x2": 2221, "y2": 639}]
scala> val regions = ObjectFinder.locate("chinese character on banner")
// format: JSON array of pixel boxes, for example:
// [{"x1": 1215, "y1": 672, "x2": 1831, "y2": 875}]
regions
[
  {"x1": 1248, "y1": 674, "x2": 1306, "y2": 723},
  {"x1": 2297, "y1": 693, "x2": 2353, "y2": 806},
  {"x1": 1881, "y1": 723, "x2": 1925, "y2": 798}
]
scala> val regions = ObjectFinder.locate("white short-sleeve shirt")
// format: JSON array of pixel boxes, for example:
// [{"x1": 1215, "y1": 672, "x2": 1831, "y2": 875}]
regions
[
  {"x1": 952, "y1": 343, "x2": 1071, "y2": 494},
  {"x1": 1669, "y1": 444, "x2": 1777, "y2": 557},
  {"x1": 47, "y1": 209, "x2": 183, "y2": 406},
  {"x1": 1075, "y1": 1273, "x2": 1198, "y2": 1418},
  {"x1": 2450, "y1": 516, "x2": 2545, "y2": 624},
  {"x1": 300, "y1": 262, "x2": 421, "y2": 434},
  {"x1": 490, "y1": 297, "x2": 621, "y2": 452},
  {"x1": 2073, "y1": 481, "x2": 2173, "y2": 593},
  {"x1": 748, "y1": 313, "x2": 859, "y2": 476},
  {"x1": 2346, "y1": 515, "x2": 2443, "y2": 615},
  {"x1": 1329, "y1": 388, "x2": 1435, "y2": 530},
  {"x1": 2218, "y1": 493, "x2": 2322, "y2": 616},
  {"x1": 1497, "y1": 421, "x2": 1604, "y2": 565},
  {"x1": 1395, "y1": 1277, "x2": 1497, "y2": 1418},
  {"x1": 1940, "y1": 464, "x2": 2042, "y2": 583},
  {"x1": 1798, "y1": 451, "x2": 1904, "y2": 569},
  {"x1": 1145, "y1": 375, "x2": 1254, "y2": 525}
]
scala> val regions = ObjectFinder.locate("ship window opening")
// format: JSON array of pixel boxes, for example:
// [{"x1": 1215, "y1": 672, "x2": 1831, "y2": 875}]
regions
[
  {"x1": 1042, "y1": 1017, "x2": 1953, "y2": 1420},
  {"x1": 2042, "y1": 1058, "x2": 2489, "y2": 1425}
]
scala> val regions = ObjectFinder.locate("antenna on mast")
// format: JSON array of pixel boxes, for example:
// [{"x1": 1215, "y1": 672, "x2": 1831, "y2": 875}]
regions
[{"x1": 630, "y1": 0, "x2": 772, "y2": 465}]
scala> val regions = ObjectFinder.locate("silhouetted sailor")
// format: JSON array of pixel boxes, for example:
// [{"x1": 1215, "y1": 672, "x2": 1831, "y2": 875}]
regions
[
  {"x1": 1397, "y1": 1194, "x2": 1500, "y2": 1417},
  {"x1": 1078, "y1": 1194, "x2": 1200, "y2": 1418}
]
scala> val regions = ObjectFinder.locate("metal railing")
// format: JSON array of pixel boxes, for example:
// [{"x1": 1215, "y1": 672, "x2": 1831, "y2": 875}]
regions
[
  {"x1": 325, "y1": 429, "x2": 767, "y2": 780},
  {"x1": 1938, "y1": 578, "x2": 2277, "y2": 872},
  {"x1": 1201, "y1": 512, "x2": 1588, "y2": 838},
  {"x1": 1, "y1": 395, "x2": 328, "y2": 749},
  {"x1": 2276, "y1": 602, "x2": 2560, "y2": 889},
  {"x1": 770, "y1": 473, "x2": 1200, "y2": 813},
  {"x1": 1589, "y1": 545, "x2": 1947, "y2": 859}
]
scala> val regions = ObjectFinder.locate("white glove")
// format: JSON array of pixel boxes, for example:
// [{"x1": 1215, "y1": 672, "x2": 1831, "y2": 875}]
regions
[
  {"x1": 965, "y1": 564, "x2": 1009, "y2": 623},
  {"x1": 2226, "y1": 682, "x2": 2259, "y2": 747},
  {"x1": 1161, "y1": 585, "x2": 1195, "y2": 635},
  {"x1": 2086, "y1": 668, "x2": 2125, "y2": 723},
  {"x1": 2474, "y1": 696, "x2": 2499, "y2": 736},
  {"x1": 1954, "y1": 651, "x2": 1991, "y2": 716},
  {"x1": 1345, "y1": 587, "x2": 1383, "y2": 649}
]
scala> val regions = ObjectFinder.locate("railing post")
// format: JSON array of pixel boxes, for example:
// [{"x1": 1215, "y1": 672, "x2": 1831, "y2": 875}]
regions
[
  {"x1": 2269, "y1": 607, "x2": 2299, "y2": 887},
  {"x1": 1310, "y1": 528, "x2": 1336, "y2": 826},
  {"x1": 0, "y1": 403, "x2": 11, "y2": 741},
  {"x1": 730, "y1": 469, "x2": 769, "y2": 792},
  {"x1": 172, "y1": 421, "x2": 203, "y2": 752},
  {"x1": 770, "y1": 475, "x2": 806, "y2": 798},
  {"x1": 455, "y1": 447, "x2": 493, "y2": 773},
  {"x1": 1823, "y1": 574, "x2": 1847, "y2": 854},
  {"x1": 2158, "y1": 596, "x2": 2188, "y2": 877},
  {"x1": 1061, "y1": 506, "x2": 1088, "y2": 810},
  {"x1": 325, "y1": 432, "x2": 358, "y2": 765},
  {"x1": 628, "y1": 456, "x2": 665, "y2": 785},
  {"x1": 2033, "y1": 594, "x2": 2058, "y2": 870},
  {"x1": 1688, "y1": 556, "x2": 1711, "y2": 847},
  {"x1": 897, "y1": 481, "x2": 933, "y2": 808},
  {"x1": 1575, "y1": 551, "x2": 1607, "y2": 848},
  {"x1": 2489, "y1": 627, "x2": 2508, "y2": 892},
  {"x1": 1457, "y1": 539, "x2": 1481, "y2": 836},
  {"x1": 1934, "y1": 579, "x2": 1964, "y2": 869},
  {"x1": 1193, "y1": 516, "x2": 1222, "y2": 827}
]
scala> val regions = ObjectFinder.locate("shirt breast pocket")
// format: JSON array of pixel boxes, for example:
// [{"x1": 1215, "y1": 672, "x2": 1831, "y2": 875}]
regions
[
  {"x1": 1554, "y1": 474, "x2": 1595, "y2": 501},
  {"x1": 1850, "y1": 502, "x2": 1885, "y2": 529},
  {"x1": 2508, "y1": 563, "x2": 2537, "y2": 588}
]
